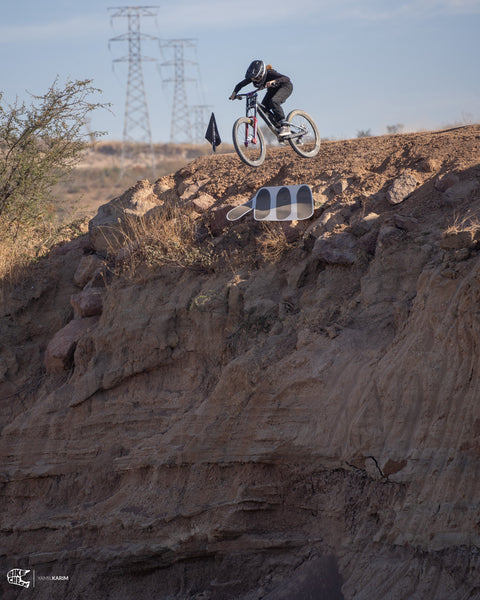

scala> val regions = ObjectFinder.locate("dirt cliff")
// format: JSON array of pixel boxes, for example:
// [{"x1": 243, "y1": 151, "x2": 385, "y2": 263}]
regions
[{"x1": 1, "y1": 125, "x2": 480, "y2": 599}]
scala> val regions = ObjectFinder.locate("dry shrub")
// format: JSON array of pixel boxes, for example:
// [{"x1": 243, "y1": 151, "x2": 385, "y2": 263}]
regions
[
  {"x1": 444, "y1": 211, "x2": 480, "y2": 235},
  {"x1": 0, "y1": 235, "x2": 37, "y2": 283},
  {"x1": 111, "y1": 204, "x2": 215, "y2": 277},
  {"x1": 0, "y1": 217, "x2": 88, "y2": 286},
  {"x1": 255, "y1": 222, "x2": 290, "y2": 262}
]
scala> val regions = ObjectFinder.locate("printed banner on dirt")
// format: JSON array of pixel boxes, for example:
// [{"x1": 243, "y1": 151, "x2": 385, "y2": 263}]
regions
[{"x1": 226, "y1": 185, "x2": 313, "y2": 222}]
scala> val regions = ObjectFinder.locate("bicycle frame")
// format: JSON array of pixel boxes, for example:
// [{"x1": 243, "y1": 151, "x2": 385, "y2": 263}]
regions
[
  {"x1": 238, "y1": 91, "x2": 282, "y2": 144},
  {"x1": 232, "y1": 90, "x2": 320, "y2": 166},
  {"x1": 237, "y1": 91, "x2": 307, "y2": 143}
]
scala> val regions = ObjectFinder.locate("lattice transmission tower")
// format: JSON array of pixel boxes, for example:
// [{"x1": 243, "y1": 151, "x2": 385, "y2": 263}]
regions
[
  {"x1": 159, "y1": 39, "x2": 199, "y2": 143},
  {"x1": 109, "y1": 6, "x2": 159, "y2": 175},
  {"x1": 192, "y1": 105, "x2": 213, "y2": 144}
]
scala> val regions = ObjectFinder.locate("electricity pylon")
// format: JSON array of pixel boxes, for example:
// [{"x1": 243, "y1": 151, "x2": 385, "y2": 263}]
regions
[
  {"x1": 109, "y1": 6, "x2": 158, "y2": 176},
  {"x1": 192, "y1": 105, "x2": 213, "y2": 144},
  {"x1": 159, "y1": 39, "x2": 198, "y2": 143}
]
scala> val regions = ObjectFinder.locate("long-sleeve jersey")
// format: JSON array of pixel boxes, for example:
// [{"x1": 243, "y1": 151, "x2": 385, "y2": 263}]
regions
[{"x1": 233, "y1": 68, "x2": 291, "y2": 93}]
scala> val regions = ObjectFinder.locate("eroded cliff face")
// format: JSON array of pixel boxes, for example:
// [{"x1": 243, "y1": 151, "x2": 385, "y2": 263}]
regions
[{"x1": 1, "y1": 126, "x2": 480, "y2": 599}]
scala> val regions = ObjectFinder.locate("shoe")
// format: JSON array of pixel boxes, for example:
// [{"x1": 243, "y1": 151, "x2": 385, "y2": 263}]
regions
[{"x1": 278, "y1": 125, "x2": 290, "y2": 137}]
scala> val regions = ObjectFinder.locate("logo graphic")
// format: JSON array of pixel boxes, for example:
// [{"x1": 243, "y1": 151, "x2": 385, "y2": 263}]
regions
[
  {"x1": 226, "y1": 185, "x2": 314, "y2": 222},
  {"x1": 7, "y1": 568, "x2": 34, "y2": 588}
]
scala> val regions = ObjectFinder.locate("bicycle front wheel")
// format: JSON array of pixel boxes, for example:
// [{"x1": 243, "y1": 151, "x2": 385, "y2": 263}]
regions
[
  {"x1": 286, "y1": 110, "x2": 320, "y2": 158},
  {"x1": 232, "y1": 117, "x2": 266, "y2": 167}
]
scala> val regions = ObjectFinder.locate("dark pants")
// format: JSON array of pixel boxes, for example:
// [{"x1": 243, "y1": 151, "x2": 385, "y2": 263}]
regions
[{"x1": 262, "y1": 82, "x2": 293, "y2": 125}]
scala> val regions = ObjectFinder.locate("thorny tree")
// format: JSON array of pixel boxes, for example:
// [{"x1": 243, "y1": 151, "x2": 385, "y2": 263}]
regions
[{"x1": 0, "y1": 78, "x2": 108, "y2": 238}]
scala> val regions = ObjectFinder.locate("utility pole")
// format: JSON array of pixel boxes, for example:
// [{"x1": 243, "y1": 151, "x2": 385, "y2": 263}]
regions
[
  {"x1": 159, "y1": 39, "x2": 198, "y2": 143},
  {"x1": 109, "y1": 6, "x2": 158, "y2": 176}
]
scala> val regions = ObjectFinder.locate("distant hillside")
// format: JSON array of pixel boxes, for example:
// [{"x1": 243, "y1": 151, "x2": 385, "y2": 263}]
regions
[{"x1": 52, "y1": 140, "x2": 233, "y2": 223}]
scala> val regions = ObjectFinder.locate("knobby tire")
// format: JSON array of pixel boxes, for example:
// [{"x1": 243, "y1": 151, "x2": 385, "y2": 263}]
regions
[
  {"x1": 232, "y1": 117, "x2": 266, "y2": 167},
  {"x1": 286, "y1": 110, "x2": 320, "y2": 158}
]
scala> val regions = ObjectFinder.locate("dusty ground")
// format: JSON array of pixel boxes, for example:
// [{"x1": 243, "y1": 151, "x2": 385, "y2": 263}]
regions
[{"x1": 1, "y1": 125, "x2": 480, "y2": 599}]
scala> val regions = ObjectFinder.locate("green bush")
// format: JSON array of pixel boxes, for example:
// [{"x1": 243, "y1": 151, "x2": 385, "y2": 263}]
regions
[{"x1": 0, "y1": 78, "x2": 108, "y2": 238}]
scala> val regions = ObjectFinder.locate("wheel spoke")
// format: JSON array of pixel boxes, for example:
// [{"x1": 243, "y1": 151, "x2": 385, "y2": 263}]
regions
[
  {"x1": 233, "y1": 117, "x2": 266, "y2": 167},
  {"x1": 286, "y1": 110, "x2": 320, "y2": 158}
]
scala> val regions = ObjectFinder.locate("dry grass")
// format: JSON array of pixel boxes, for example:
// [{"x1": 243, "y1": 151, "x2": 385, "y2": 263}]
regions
[
  {"x1": 255, "y1": 223, "x2": 291, "y2": 262},
  {"x1": 108, "y1": 204, "x2": 215, "y2": 278},
  {"x1": 1, "y1": 205, "x2": 297, "y2": 298},
  {"x1": 444, "y1": 211, "x2": 480, "y2": 235},
  {"x1": 0, "y1": 217, "x2": 88, "y2": 285},
  {"x1": 106, "y1": 208, "x2": 297, "y2": 281}
]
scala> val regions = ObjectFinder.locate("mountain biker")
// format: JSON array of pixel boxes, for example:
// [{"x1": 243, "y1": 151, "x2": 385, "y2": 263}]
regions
[{"x1": 229, "y1": 60, "x2": 293, "y2": 136}]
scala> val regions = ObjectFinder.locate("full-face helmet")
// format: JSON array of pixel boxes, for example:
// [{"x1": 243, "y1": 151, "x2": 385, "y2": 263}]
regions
[{"x1": 245, "y1": 60, "x2": 266, "y2": 84}]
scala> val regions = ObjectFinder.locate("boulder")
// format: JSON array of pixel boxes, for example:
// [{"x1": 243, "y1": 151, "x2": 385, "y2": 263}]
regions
[
  {"x1": 70, "y1": 289, "x2": 104, "y2": 318},
  {"x1": 440, "y1": 229, "x2": 479, "y2": 250},
  {"x1": 350, "y1": 212, "x2": 380, "y2": 237},
  {"x1": 386, "y1": 172, "x2": 418, "y2": 204},
  {"x1": 393, "y1": 214, "x2": 419, "y2": 232},
  {"x1": 376, "y1": 224, "x2": 406, "y2": 250},
  {"x1": 312, "y1": 232, "x2": 357, "y2": 264},
  {"x1": 73, "y1": 255, "x2": 105, "y2": 288},
  {"x1": 306, "y1": 210, "x2": 346, "y2": 238},
  {"x1": 443, "y1": 180, "x2": 479, "y2": 204},
  {"x1": 206, "y1": 206, "x2": 231, "y2": 236},
  {"x1": 89, "y1": 179, "x2": 161, "y2": 253},
  {"x1": 191, "y1": 194, "x2": 216, "y2": 213},
  {"x1": 50, "y1": 236, "x2": 92, "y2": 257},
  {"x1": 435, "y1": 172, "x2": 459, "y2": 192},
  {"x1": 178, "y1": 183, "x2": 200, "y2": 201},
  {"x1": 280, "y1": 221, "x2": 303, "y2": 243},
  {"x1": 357, "y1": 228, "x2": 380, "y2": 255},
  {"x1": 44, "y1": 317, "x2": 99, "y2": 374}
]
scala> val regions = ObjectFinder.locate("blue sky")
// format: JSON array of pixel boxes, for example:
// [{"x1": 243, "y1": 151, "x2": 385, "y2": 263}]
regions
[{"x1": 1, "y1": 0, "x2": 479, "y2": 143}]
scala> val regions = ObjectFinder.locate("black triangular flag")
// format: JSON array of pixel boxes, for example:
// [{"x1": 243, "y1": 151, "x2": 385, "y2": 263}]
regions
[{"x1": 205, "y1": 112, "x2": 221, "y2": 152}]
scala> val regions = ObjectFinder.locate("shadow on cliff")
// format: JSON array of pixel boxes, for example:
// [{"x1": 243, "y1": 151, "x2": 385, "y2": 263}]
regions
[{"x1": 263, "y1": 555, "x2": 344, "y2": 600}]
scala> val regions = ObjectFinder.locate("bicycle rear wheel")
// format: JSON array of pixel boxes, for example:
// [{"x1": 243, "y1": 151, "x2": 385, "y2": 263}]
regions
[
  {"x1": 286, "y1": 110, "x2": 320, "y2": 158},
  {"x1": 232, "y1": 117, "x2": 266, "y2": 167}
]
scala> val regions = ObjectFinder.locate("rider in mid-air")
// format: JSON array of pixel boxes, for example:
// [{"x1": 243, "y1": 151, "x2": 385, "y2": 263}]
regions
[{"x1": 229, "y1": 60, "x2": 293, "y2": 136}]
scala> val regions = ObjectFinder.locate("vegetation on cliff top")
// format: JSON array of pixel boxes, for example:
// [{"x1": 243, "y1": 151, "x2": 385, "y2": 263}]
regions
[{"x1": 0, "y1": 78, "x2": 108, "y2": 279}]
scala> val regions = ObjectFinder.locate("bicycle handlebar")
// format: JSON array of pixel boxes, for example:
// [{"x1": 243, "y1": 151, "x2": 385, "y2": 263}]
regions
[{"x1": 232, "y1": 89, "x2": 264, "y2": 100}]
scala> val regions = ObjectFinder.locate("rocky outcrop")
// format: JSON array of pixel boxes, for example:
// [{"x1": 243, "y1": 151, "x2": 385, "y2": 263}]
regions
[
  {"x1": 2, "y1": 125, "x2": 480, "y2": 600},
  {"x1": 44, "y1": 315, "x2": 100, "y2": 373},
  {"x1": 312, "y1": 231, "x2": 358, "y2": 264},
  {"x1": 70, "y1": 288, "x2": 104, "y2": 318},
  {"x1": 88, "y1": 179, "x2": 165, "y2": 254}
]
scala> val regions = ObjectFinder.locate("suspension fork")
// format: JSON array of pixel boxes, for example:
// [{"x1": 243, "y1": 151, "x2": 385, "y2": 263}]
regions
[
  {"x1": 244, "y1": 116, "x2": 258, "y2": 146},
  {"x1": 245, "y1": 117, "x2": 258, "y2": 144},
  {"x1": 244, "y1": 94, "x2": 259, "y2": 146}
]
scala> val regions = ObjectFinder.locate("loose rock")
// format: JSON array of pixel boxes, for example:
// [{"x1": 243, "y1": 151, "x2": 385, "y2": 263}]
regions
[
  {"x1": 44, "y1": 316, "x2": 100, "y2": 373},
  {"x1": 386, "y1": 171, "x2": 418, "y2": 204}
]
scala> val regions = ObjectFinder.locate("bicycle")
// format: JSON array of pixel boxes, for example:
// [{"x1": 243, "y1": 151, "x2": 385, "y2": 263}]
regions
[{"x1": 231, "y1": 90, "x2": 320, "y2": 167}]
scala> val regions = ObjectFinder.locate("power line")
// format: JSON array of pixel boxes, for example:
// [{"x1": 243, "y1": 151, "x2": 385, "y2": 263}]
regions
[
  {"x1": 159, "y1": 39, "x2": 198, "y2": 143},
  {"x1": 192, "y1": 104, "x2": 213, "y2": 144},
  {"x1": 108, "y1": 6, "x2": 159, "y2": 175}
]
